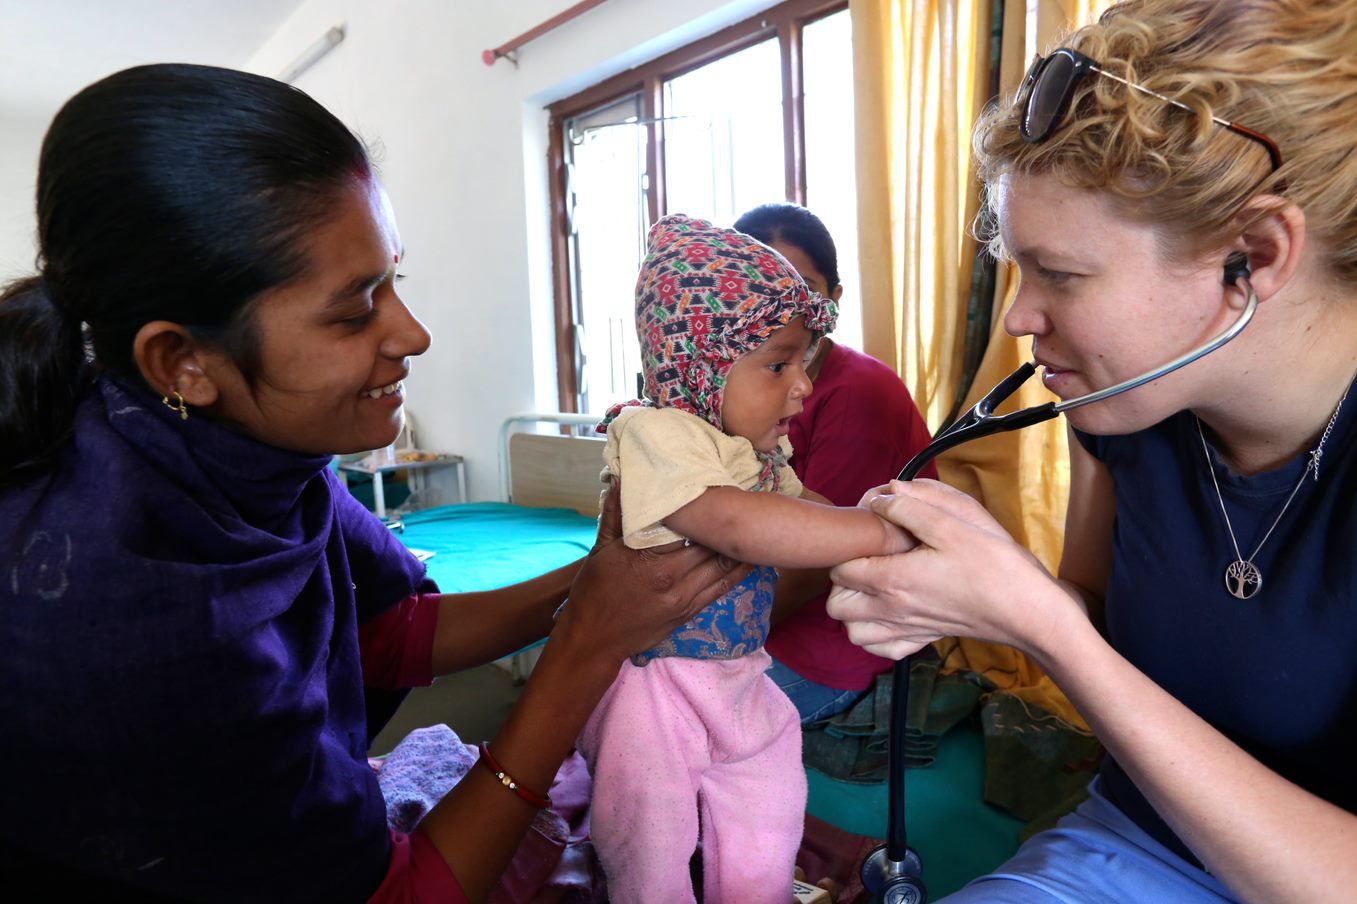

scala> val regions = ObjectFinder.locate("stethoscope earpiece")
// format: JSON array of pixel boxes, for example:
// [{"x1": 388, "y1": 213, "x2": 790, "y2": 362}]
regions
[{"x1": 1223, "y1": 252, "x2": 1251, "y2": 286}]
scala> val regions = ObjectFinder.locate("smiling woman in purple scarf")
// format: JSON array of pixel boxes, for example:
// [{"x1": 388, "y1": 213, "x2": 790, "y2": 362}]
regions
[{"x1": 0, "y1": 64, "x2": 745, "y2": 903}]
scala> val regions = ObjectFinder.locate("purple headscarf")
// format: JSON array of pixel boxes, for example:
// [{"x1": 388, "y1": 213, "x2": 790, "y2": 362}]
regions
[{"x1": 0, "y1": 375, "x2": 426, "y2": 898}]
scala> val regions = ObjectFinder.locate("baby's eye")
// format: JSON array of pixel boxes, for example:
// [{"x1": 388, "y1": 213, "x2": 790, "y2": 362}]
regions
[{"x1": 768, "y1": 362, "x2": 788, "y2": 374}]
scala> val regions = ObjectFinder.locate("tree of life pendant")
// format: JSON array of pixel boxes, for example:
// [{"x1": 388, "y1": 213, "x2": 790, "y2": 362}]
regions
[{"x1": 1225, "y1": 560, "x2": 1262, "y2": 599}]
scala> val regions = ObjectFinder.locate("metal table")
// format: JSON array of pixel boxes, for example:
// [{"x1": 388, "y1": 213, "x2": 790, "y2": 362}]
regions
[{"x1": 339, "y1": 452, "x2": 466, "y2": 519}]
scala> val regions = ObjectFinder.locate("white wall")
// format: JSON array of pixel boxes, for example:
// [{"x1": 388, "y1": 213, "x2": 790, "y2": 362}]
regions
[
  {"x1": 0, "y1": 114, "x2": 45, "y2": 279},
  {"x1": 246, "y1": 0, "x2": 778, "y2": 503}
]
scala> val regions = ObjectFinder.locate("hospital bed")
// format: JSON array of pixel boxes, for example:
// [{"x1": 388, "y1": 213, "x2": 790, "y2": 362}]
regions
[
  {"x1": 384, "y1": 414, "x2": 602, "y2": 680},
  {"x1": 395, "y1": 413, "x2": 602, "y2": 592}
]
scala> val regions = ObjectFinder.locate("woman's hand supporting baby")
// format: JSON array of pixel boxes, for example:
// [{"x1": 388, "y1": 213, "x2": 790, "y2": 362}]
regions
[{"x1": 558, "y1": 477, "x2": 755, "y2": 665}]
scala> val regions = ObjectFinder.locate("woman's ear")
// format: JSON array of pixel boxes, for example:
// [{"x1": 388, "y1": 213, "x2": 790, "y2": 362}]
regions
[
  {"x1": 830, "y1": 284, "x2": 845, "y2": 304},
  {"x1": 132, "y1": 321, "x2": 221, "y2": 408},
  {"x1": 1233, "y1": 197, "x2": 1306, "y2": 304}
]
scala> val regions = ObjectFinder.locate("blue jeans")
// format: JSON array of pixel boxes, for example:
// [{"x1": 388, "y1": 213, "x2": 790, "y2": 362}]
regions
[
  {"x1": 766, "y1": 657, "x2": 866, "y2": 726},
  {"x1": 936, "y1": 777, "x2": 1237, "y2": 902}
]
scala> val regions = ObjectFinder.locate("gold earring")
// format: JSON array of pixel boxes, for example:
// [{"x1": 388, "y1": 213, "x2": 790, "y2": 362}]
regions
[{"x1": 161, "y1": 390, "x2": 189, "y2": 421}]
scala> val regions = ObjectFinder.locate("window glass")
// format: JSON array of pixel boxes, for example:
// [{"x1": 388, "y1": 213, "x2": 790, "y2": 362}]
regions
[
  {"x1": 551, "y1": 3, "x2": 857, "y2": 411},
  {"x1": 565, "y1": 95, "x2": 649, "y2": 410},
  {"x1": 662, "y1": 38, "x2": 784, "y2": 226},
  {"x1": 802, "y1": 8, "x2": 861, "y2": 349}
]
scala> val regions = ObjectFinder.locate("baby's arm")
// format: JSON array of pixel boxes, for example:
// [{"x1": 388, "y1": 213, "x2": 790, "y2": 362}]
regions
[
  {"x1": 664, "y1": 485, "x2": 914, "y2": 568},
  {"x1": 800, "y1": 487, "x2": 833, "y2": 506}
]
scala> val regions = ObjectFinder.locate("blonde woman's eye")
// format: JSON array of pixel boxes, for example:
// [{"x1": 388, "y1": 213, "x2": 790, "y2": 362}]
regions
[{"x1": 1038, "y1": 266, "x2": 1073, "y2": 286}]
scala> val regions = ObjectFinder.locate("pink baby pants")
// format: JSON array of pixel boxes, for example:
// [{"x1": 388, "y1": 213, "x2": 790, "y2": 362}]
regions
[{"x1": 578, "y1": 648, "x2": 806, "y2": 904}]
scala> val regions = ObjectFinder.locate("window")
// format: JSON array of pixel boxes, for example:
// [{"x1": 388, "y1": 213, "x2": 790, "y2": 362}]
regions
[
  {"x1": 548, "y1": 0, "x2": 853, "y2": 414},
  {"x1": 662, "y1": 38, "x2": 785, "y2": 227},
  {"x1": 562, "y1": 96, "x2": 649, "y2": 406}
]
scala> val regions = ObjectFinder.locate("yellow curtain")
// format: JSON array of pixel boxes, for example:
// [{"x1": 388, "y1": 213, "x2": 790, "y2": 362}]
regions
[
  {"x1": 849, "y1": 0, "x2": 993, "y2": 427},
  {"x1": 851, "y1": 0, "x2": 1112, "y2": 729}
]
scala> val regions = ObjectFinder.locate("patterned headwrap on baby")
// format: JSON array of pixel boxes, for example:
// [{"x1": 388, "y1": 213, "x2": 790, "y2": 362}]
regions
[{"x1": 600, "y1": 213, "x2": 838, "y2": 434}]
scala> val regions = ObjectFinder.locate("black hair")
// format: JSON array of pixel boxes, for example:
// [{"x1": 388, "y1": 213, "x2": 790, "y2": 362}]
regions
[
  {"x1": 0, "y1": 63, "x2": 371, "y2": 485},
  {"x1": 733, "y1": 203, "x2": 840, "y2": 293}
]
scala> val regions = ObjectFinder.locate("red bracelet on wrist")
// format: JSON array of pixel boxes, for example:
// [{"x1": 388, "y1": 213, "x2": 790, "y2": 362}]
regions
[{"x1": 478, "y1": 741, "x2": 552, "y2": 809}]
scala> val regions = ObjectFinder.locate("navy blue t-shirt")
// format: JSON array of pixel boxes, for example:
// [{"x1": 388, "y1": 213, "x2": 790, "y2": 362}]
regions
[{"x1": 1076, "y1": 393, "x2": 1357, "y2": 866}]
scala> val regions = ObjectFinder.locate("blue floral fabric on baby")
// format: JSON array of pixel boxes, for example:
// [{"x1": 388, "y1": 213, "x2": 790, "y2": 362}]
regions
[{"x1": 631, "y1": 564, "x2": 778, "y2": 666}]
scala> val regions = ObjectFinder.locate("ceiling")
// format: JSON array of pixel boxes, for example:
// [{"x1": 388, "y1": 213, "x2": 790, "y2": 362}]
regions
[{"x1": 0, "y1": 0, "x2": 307, "y2": 121}]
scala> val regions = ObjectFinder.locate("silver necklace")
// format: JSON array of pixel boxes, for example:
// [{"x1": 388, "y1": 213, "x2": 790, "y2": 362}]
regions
[{"x1": 1196, "y1": 382, "x2": 1351, "y2": 600}]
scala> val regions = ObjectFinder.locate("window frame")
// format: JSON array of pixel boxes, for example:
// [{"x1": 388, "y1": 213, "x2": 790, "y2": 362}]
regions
[{"x1": 546, "y1": 0, "x2": 848, "y2": 411}]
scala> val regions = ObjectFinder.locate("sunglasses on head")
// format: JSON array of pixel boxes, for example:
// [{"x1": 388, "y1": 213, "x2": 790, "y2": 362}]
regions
[{"x1": 1017, "y1": 48, "x2": 1282, "y2": 173}]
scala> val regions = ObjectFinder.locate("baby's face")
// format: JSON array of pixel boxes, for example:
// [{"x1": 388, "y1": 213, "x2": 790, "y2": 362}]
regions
[{"x1": 721, "y1": 317, "x2": 815, "y2": 452}]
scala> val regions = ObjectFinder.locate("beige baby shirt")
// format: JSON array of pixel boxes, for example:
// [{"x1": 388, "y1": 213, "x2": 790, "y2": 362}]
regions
[{"x1": 602, "y1": 405, "x2": 802, "y2": 550}]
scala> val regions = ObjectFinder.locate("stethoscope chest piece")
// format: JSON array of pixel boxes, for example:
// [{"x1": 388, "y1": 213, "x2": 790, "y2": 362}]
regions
[{"x1": 861, "y1": 846, "x2": 926, "y2": 904}]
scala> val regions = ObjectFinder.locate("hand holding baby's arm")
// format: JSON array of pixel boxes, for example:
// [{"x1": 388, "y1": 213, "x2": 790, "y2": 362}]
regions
[
  {"x1": 869, "y1": 501, "x2": 917, "y2": 556},
  {"x1": 855, "y1": 483, "x2": 895, "y2": 507}
]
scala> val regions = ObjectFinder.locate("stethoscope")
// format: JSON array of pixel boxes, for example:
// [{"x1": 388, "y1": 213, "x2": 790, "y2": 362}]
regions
[{"x1": 861, "y1": 254, "x2": 1257, "y2": 904}]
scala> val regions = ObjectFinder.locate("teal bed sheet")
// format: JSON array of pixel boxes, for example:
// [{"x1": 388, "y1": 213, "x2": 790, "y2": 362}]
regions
[
  {"x1": 394, "y1": 502, "x2": 597, "y2": 593},
  {"x1": 391, "y1": 502, "x2": 1020, "y2": 897}
]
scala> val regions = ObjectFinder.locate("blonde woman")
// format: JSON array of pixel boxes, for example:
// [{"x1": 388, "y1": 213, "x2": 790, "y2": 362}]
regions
[{"x1": 827, "y1": 1, "x2": 1357, "y2": 901}]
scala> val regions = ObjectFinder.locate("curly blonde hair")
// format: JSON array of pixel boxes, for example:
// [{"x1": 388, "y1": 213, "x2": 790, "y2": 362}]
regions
[{"x1": 974, "y1": 0, "x2": 1357, "y2": 282}]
